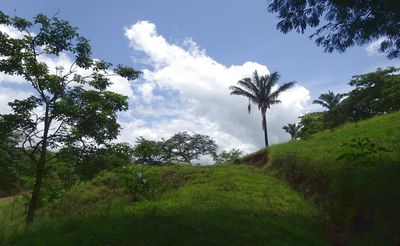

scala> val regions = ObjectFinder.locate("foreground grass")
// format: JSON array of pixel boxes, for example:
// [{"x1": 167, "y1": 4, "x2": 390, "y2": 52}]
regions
[
  {"x1": 3, "y1": 165, "x2": 326, "y2": 245},
  {"x1": 264, "y1": 112, "x2": 400, "y2": 244},
  {"x1": 0, "y1": 196, "x2": 25, "y2": 242}
]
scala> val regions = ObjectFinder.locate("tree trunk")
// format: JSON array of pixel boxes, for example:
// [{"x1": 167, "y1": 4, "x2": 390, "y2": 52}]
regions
[
  {"x1": 26, "y1": 162, "x2": 45, "y2": 224},
  {"x1": 261, "y1": 109, "x2": 269, "y2": 147},
  {"x1": 26, "y1": 105, "x2": 50, "y2": 225}
]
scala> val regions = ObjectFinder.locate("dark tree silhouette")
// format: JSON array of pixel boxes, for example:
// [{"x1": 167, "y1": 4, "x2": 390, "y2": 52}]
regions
[
  {"x1": 230, "y1": 71, "x2": 295, "y2": 147},
  {"x1": 267, "y1": 0, "x2": 400, "y2": 59},
  {"x1": 313, "y1": 91, "x2": 344, "y2": 110}
]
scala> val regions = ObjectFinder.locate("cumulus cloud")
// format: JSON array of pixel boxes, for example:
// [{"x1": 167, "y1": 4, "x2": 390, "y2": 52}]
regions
[
  {"x1": 121, "y1": 21, "x2": 311, "y2": 153},
  {"x1": 0, "y1": 24, "x2": 135, "y2": 111}
]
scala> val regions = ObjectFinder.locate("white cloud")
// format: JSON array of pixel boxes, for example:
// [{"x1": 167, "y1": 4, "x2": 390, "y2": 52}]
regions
[
  {"x1": 0, "y1": 24, "x2": 134, "y2": 98},
  {"x1": 0, "y1": 25, "x2": 24, "y2": 39},
  {"x1": 121, "y1": 21, "x2": 311, "y2": 154},
  {"x1": 0, "y1": 87, "x2": 32, "y2": 114},
  {"x1": 366, "y1": 37, "x2": 386, "y2": 56}
]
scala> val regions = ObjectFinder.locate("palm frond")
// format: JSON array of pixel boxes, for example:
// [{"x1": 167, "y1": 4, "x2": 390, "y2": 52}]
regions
[
  {"x1": 269, "y1": 81, "x2": 296, "y2": 101},
  {"x1": 237, "y1": 77, "x2": 259, "y2": 96},
  {"x1": 313, "y1": 90, "x2": 344, "y2": 109},
  {"x1": 229, "y1": 86, "x2": 258, "y2": 103},
  {"x1": 312, "y1": 99, "x2": 330, "y2": 109},
  {"x1": 265, "y1": 72, "x2": 280, "y2": 95}
]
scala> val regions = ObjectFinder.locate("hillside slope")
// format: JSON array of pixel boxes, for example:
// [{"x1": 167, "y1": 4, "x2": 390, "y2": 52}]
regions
[
  {"x1": 2, "y1": 165, "x2": 326, "y2": 245},
  {"x1": 245, "y1": 112, "x2": 400, "y2": 244}
]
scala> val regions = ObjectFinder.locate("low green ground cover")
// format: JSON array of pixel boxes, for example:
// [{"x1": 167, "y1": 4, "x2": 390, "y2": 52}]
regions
[
  {"x1": 2, "y1": 165, "x2": 326, "y2": 245},
  {"x1": 265, "y1": 112, "x2": 400, "y2": 244}
]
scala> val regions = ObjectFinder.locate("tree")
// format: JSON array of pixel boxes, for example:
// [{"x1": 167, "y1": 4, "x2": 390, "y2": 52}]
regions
[
  {"x1": 229, "y1": 70, "x2": 295, "y2": 147},
  {"x1": 133, "y1": 137, "x2": 164, "y2": 165},
  {"x1": 312, "y1": 90, "x2": 344, "y2": 110},
  {"x1": 267, "y1": 0, "x2": 400, "y2": 59},
  {"x1": 163, "y1": 132, "x2": 218, "y2": 163},
  {"x1": 0, "y1": 116, "x2": 27, "y2": 196},
  {"x1": 297, "y1": 112, "x2": 325, "y2": 139},
  {"x1": 342, "y1": 66, "x2": 400, "y2": 120},
  {"x1": 60, "y1": 143, "x2": 134, "y2": 180},
  {"x1": 214, "y1": 148, "x2": 243, "y2": 164},
  {"x1": 0, "y1": 12, "x2": 141, "y2": 224},
  {"x1": 282, "y1": 123, "x2": 301, "y2": 140}
]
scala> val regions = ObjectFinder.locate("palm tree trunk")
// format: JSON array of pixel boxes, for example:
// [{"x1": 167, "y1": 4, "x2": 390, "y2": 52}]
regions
[{"x1": 261, "y1": 109, "x2": 268, "y2": 147}]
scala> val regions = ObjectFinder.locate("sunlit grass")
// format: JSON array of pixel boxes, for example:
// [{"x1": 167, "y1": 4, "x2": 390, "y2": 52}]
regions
[
  {"x1": 265, "y1": 112, "x2": 400, "y2": 244},
  {"x1": 3, "y1": 165, "x2": 327, "y2": 245}
]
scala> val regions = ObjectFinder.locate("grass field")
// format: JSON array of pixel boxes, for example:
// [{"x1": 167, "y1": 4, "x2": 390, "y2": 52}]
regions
[
  {"x1": 2, "y1": 113, "x2": 399, "y2": 245},
  {"x1": 262, "y1": 112, "x2": 400, "y2": 244},
  {"x1": 2, "y1": 165, "x2": 327, "y2": 245}
]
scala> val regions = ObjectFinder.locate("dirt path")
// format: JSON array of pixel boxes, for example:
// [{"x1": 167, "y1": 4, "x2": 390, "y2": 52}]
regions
[{"x1": 0, "y1": 195, "x2": 18, "y2": 202}]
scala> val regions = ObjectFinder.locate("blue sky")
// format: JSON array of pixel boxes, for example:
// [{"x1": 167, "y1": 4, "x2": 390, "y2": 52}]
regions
[{"x1": 1, "y1": 0, "x2": 398, "y2": 156}]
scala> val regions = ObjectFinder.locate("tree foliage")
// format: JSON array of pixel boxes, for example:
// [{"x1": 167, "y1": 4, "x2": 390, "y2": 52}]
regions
[
  {"x1": 345, "y1": 67, "x2": 400, "y2": 119},
  {"x1": 267, "y1": 0, "x2": 400, "y2": 59},
  {"x1": 132, "y1": 137, "x2": 164, "y2": 165},
  {"x1": 300, "y1": 67, "x2": 400, "y2": 138},
  {"x1": 214, "y1": 148, "x2": 243, "y2": 164},
  {"x1": 0, "y1": 11, "x2": 140, "y2": 223},
  {"x1": 59, "y1": 143, "x2": 134, "y2": 180},
  {"x1": 282, "y1": 123, "x2": 301, "y2": 140},
  {"x1": 163, "y1": 132, "x2": 218, "y2": 163},
  {"x1": 0, "y1": 116, "x2": 28, "y2": 196},
  {"x1": 312, "y1": 90, "x2": 344, "y2": 110},
  {"x1": 297, "y1": 112, "x2": 325, "y2": 139},
  {"x1": 230, "y1": 70, "x2": 295, "y2": 146}
]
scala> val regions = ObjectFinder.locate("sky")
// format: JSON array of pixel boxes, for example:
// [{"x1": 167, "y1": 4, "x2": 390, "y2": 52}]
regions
[{"x1": 0, "y1": 0, "x2": 399, "y2": 160}]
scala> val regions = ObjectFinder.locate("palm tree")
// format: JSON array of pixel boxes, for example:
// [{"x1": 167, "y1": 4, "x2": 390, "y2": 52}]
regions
[
  {"x1": 313, "y1": 90, "x2": 344, "y2": 110},
  {"x1": 282, "y1": 123, "x2": 301, "y2": 140},
  {"x1": 229, "y1": 70, "x2": 296, "y2": 147}
]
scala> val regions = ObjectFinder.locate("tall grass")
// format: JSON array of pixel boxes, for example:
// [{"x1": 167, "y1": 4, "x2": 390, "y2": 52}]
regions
[
  {"x1": 266, "y1": 112, "x2": 400, "y2": 244},
  {"x1": 3, "y1": 165, "x2": 327, "y2": 245}
]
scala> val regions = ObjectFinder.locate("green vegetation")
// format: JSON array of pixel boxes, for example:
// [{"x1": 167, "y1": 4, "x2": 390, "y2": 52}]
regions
[
  {"x1": 282, "y1": 123, "x2": 301, "y2": 140},
  {"x1": 294, "y1": 67, "x2": 400, "y2": 138},
  {"x1": 265, "y1": 112, "x2": 400, "y2": 244},
  {"x1": 1, "y1": 165, "x2": 326, "y2": 245},
  {"x1": 267, "y1": 0, "x2": 400, "y2": 59},
  {"x1": 0, "y1": 11, "x2": 140, "y2": 223},
  {"x1": 0, "y1": 8, "x2": 399, "y2": 246},
  {"x1": 312, "y1": 90, "x2": 344, "y2": 110}
]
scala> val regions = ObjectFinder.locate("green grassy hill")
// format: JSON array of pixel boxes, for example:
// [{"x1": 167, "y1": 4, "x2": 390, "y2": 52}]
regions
[
  {"x1": 1, "y1": 165, "x2": 326, "y2": 245},
  {"x1": 246, "y1": 112, "x2": 400, "y2": 244},
  {"x1": 1, "y1": 112, "x2": 398, "y2": 245}
]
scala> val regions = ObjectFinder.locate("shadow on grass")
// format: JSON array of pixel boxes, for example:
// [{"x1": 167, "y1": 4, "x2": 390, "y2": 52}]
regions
[{"x1": 6, "y1": 204, "x2": 327, "y2": 246}]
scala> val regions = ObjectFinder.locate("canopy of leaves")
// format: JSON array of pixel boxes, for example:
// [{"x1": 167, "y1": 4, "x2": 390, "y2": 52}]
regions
[
  {"x1": 0, "y1": 11, "x2": 141, "y2": 164},
  {"x1": 312, "y1": 90, "x2": 344, "y2": 110},
  {"x1": 163, "y1": 132, "x2": 218, "y2": 163},
  {"x1": 59, "y1": 143, "x2": 134, "y2": 180},
  {"x1": 345, "y1": 67, "x2": 400, "y2": 119},
  {"x1": 0, "y1": 117, "x2": 28, "y2": 196},
  {"x1": 282, "y1": 123, "x2": 301, "y2": 140},
  {"x1": 297, "y1": 112, "x2": 324, "y2": 139},
  {"x1": 133, "y1": 137, "x2": 164, "y2": 165},
  {"x1": 267, "y1": 0, "x2": 400, "y2": 59},
  {"x1": 214, "y1": 149, "x2": 243, "y2": 164}
]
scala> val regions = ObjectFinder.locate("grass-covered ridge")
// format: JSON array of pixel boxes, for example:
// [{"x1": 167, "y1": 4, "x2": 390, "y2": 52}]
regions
[
  {"x1": 261, "y1": 112, "x2": 400, "y2": 244},
  {"x1": 2, "y1": 165, "x2": 326, "y2": 245}
]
